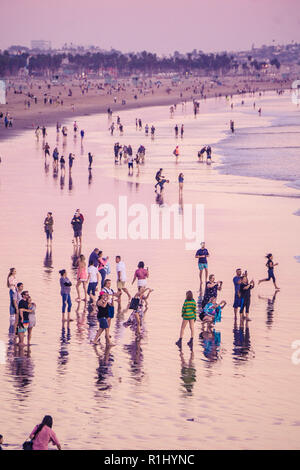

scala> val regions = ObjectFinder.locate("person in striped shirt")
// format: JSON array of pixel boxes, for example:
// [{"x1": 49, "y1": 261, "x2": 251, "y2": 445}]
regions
[{"x1": 176, "y1": 291, "x2": 197, "y2": 350}]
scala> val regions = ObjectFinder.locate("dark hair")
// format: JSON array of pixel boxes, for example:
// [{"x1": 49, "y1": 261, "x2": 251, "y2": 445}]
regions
[
  {"x1": 59, "y1": 269, "x2": 66, "y2": 276},
  {"x1": 138, "y1": 261, "x2": 144, "y2": 269},
  {"x1": 104, "y1": 279, "x2": 111, "y2": 286},
  {"x1": 17, "y1": 282, "x2": 23, "y2": 288},
  {"x1": 186, "y1": 290, "x2": 194, "y2": 301},
  {"x1": 266, "y1": 253, "x2": 272, "y2": 259},
  {"x1": 21, "y1": 291, "x2": 28, "y2": 297},
  {"x1": 33, "y1": 416, "x2": 53, "y2": 440}
]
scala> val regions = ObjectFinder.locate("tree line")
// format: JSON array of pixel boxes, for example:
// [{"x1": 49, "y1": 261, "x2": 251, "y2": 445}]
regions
[{"x1": 0, "y1": 49, "x2": 280, "y2": 77}]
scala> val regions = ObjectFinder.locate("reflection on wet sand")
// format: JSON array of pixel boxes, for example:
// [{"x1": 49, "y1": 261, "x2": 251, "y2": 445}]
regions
[
  {"x1": 232, "y1": 317, "x2": 254, "y2": 364},
  {"x1": 179, "y1": 349, "x2": 196, "y2": 395},
  {"x1": 124, "y1": 339, "x2": 144, "y2": 383},
  {"x1": 258, "y1": 291, "x2": 279, "y2": 329},
  {"x1": 57, "y1": 321, "x2": 71, "y2": 373},
  {"x1": 94, "y1": 344, "x2": 114, "y2": 393},
  {"x1": 7, "y1": 343, "x2": 35, "y2": 399}
]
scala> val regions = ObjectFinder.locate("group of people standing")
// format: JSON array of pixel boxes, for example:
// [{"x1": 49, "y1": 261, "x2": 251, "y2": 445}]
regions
[
  {"x1": 7, "y1": 268, "x2": 37, "y2": 346},
  {"x1": 175, "y1": 245, "x2": 280, "y2": 351},
  {"x1": 59, "y1": 247, "x2": 152, "y2": 345}
]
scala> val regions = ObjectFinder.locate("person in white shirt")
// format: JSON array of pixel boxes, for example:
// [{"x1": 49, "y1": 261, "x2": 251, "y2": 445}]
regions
[
  {"x1": 87, "y1": 260, "x2": 100, "y2": 304},
  {"x1": 115, "y1": 256, "x2": 131, "y2": 300}
]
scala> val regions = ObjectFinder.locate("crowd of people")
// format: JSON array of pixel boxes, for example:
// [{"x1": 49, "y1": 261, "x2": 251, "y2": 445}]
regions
[{"x1": 175, "y1": 244, "x2": 280, "y2": 350}]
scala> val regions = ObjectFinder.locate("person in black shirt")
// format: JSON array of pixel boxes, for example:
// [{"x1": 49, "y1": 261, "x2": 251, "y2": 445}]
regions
[
  {"x1": 71, "y1": 210, "x2": 83, "y2": 246},
  {"x1": 93, "y1": 293, "x2": 113, "y2": 346},
  {"x1": 258, "y1": 254, "x2": 280, "y2": 291},
  {"x1": 17, "y1": 291, "x2": 31, "y2": 344},
  {"x1": 240, "y1": 276, "x2": 255, "y2": 321}
]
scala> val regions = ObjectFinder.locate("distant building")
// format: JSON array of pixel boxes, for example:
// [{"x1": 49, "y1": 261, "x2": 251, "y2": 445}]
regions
[{"x1": 31, "y1": 40, "x2": 51, "y2": 51}]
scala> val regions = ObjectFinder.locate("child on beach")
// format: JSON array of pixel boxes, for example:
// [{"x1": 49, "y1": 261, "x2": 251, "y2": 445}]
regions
[{"x1": 175, "y1": 291, "x2": 197, "y2": 350}]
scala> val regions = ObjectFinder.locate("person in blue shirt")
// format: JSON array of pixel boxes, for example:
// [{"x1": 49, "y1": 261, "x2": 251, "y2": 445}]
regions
[{"x1": 195, "y1": 242, "x2": 209, "y2": 284}]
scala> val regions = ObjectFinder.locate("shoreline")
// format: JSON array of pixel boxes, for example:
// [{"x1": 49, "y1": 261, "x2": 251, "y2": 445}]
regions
[{"x1": 0, "y1": 77, "x2": 290, "y2": 143}]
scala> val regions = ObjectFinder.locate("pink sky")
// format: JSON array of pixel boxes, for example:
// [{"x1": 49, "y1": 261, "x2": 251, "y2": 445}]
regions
[{"x1": 1, "y1": 0, "x2": 300, "y2": 53}]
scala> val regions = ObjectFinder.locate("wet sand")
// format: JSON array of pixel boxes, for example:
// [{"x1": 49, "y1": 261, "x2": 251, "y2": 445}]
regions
[
  {"x1": 0, "y1": 74, "x2": 289, "y2": 142},
  {"x1": 0, "y1": 92, "x2": 300, "y2": 450}
]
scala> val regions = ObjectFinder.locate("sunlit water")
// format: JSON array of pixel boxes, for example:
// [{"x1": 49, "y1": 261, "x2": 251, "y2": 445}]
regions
[{"x1": 1, "y1": 92, "x2": 300, "y2": 450}]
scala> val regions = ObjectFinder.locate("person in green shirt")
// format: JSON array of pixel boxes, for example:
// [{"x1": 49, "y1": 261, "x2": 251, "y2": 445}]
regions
[{"x1": 176, "y1": 291, "x2": 197, "y2": 350}]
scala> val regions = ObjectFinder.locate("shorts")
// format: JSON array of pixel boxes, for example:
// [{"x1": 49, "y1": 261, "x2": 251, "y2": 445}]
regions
[
  {"x1": 117, "y1": 281, "x2": 126, "y2": 289},
  {"x1": 28, "y1": 313, "x2": 36, "y2": 328},
  {"x1": 87, "y1": 282, "x2": 98, "y2": 296},
  {"x1": 17, "y1": 324, "x2": 27, "y2": 334},
  {"x1": 198, "y1": 263, "x2": 208, "y2": 271},
  {"x1": 74, "y1": 229, "x2": 82, "y2": 238},
  {"x1": 137, "y1": 279, "x2": 147, "y2": 288},
  {"x1": 128, "y1": 162, "x2": 133, "y2": 168},
  {"x1": 98, "y1": 317, "x2": 109, "y2": 329},
  {"x1": 267, "y1": 270, "x2": 276, "y2": 282},
  {"x1": 46, "y1": 230, "x2": 52, "y2": 240},
  {"x1": 108, "y1": 305, "x2": 115, "y2": 319},
  {"x1": 233, "y1": 293, "x2": 241, "y2": 308}
]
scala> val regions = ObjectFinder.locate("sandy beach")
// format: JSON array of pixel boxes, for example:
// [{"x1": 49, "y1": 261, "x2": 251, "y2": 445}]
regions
[
  {"x1": 0, "y1": 74, "x2": 289, "y2": 142},
  {"x1": 0, "y1": 88, "x2": 300, "y2": 450}
]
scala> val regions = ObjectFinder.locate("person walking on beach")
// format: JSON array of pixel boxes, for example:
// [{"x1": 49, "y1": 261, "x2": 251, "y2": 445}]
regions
[
  {"x1": 27, "y1": 415, "x2": 61, "y2": 450},
  {"x1": 174, "y1": 124, "x2": 179, "y2": 137},
  {"x1": 80, "y1": 129, "x2": 85, "y2": 141},
  {"x1": 180, "y1": 124, "x2": 184, "y2": 138},
  {"x1": 116, "y1": 256, "x2": 131, "y2": 300},
  {"x1": 195, "y1": 242, "x2": 209, "y2": 285},
  {"x1": 71, "y1": 210, "x2": 83, "y2": 246},
  {"x1": 175, "y1": 291, "x2": 197, "y2": 350},
  {"x1": 127, "y1": 153, "x2": 134, "y2": 176},
  {"x1": 132, "y1": 262, "x2": 149, "y2": 291},
  {"x1": 178, "y1": 173, "x2": 184, "y2": 196},
  {"x1": 68, "y1": 153, "x2": 75, "y2": 170},
  {"x1": 76, "y1": 254, "x2": 88, "y2": 301},
  {"x1": 88, "y1": 152, "x2": 93, "y2": 169},
  {"x1": 44, "y1": 212, "x2": 54, "y2": 247},
  {"x1": 230, "y1": 120, "x2": 234, "y2": 133},
  {"x1": 258, "y1": 254, "x2": 280, "y2": 291},
  {"x1": 154, "y1": 168, "x2": 164, "y2": 192},
  {"x1": 173, "y1": 145, "x2": 180, "y2": 163},
  {"x1": 240, "y1": 276, "x2": 255, "y2": 321},
  {"x1": 59, "y1": 270, "x2": 72, "y2": 322}
]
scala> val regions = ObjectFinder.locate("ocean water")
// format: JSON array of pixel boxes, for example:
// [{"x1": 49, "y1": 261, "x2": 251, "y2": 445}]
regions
[
  {"x1": 215, "y1": 93, "x2": 300, "y2": 190},
  {"x1": 1, "y1": 92, "x2": 300, "y2": 450}
]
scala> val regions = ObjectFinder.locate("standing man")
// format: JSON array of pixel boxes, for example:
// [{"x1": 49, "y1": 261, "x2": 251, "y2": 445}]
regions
[
  {"x1": 233, "y1": 268, "x2": 243, "y2": 315},
  {"x1": 71, "y1": 210, "x2": 83, "y2": 246},
  {"x1": 195, "y1": 242, "x2": 209, "y2": 284},
  {"x1": 115, "y1": 256, "x2": 131, "y2": 300}
]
